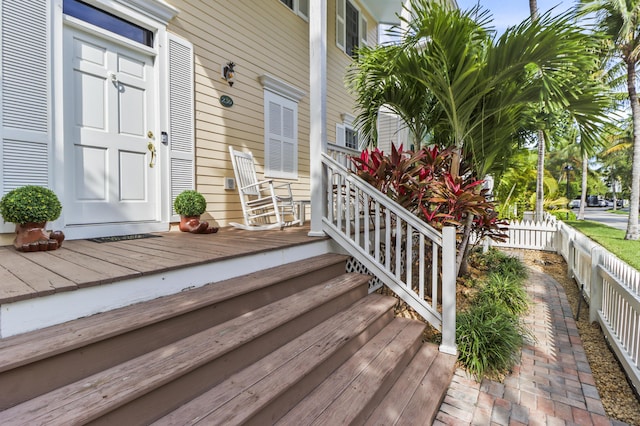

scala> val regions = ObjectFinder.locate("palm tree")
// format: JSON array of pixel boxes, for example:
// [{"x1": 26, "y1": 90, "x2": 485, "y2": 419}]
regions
[
  {"x1": 529, "y1": 0, "x2": 547, "y2": 222},
  {"x1": 347, "y1": 0, "x2": 612, "y2": 273},
  {"x1": 581, "y1": 0, "x2": 640, "y2": 239}
]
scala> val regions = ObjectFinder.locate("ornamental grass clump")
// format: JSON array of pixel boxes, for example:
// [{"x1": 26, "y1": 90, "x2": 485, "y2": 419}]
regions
[
  {"x1": 0, "y1": 185, "x2": 62, "y2": 224},
  {"x1": 456, "y1": 249, "x2": 531, "y2": 380}
]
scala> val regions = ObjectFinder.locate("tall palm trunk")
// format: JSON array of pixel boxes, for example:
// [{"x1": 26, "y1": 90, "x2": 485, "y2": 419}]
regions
[
  {"x1": 626, "y1": 59, "x2": 640, "y2": 239},
  {"x1": 529, "y1": 0, "x2": 546, "y2": 222},
  {"x1": 578, "y1": 153, "x2": 588, "y2": 220}
]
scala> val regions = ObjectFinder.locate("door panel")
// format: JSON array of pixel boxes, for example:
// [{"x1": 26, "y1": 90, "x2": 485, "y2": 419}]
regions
[{"x1": 64, "y1": 27, "x2": 156, "y2": 225}]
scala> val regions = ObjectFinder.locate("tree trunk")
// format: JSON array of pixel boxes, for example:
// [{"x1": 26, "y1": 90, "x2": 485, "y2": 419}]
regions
[
  {"x1": 535, "y1": 130, "x2": 545, "y2": 222},
  {"x1": 578, "y1": 153, "x2": 588, "y2": 220},
  {"x1": 626, "y1": 59, "x2": 640, "y2": 240},
  {"x1": 530, "y1": 0, "x2": 545, "y2": 222},
  {"x1": 529, "y1": 0, "x2": 538, "y2": 19}
]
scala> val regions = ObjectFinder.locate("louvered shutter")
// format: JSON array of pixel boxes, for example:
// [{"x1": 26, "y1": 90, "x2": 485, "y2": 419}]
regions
[
  {"x1": 265, "y1": 90, "x2": 297, "y2": 179},
  {"x1": 336, "y1": 0, "x2": 346, "y2": 51},
  {"x1": 1, "y1": 0, "x2": 51, "y2": 230},
  {"x1": 167, "y1": 33, "x2": 195, "y2": 220},
  {"x1": 360, "y1": 14, "x2": 368, "y2": 46},
  {"x1": 335, "y1": 123, "x2": 345, "y2": 147}
]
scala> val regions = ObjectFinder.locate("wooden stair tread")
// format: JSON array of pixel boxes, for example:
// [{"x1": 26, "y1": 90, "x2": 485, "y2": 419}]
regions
[
  {"x1": 364, "y1": 343, "x2": 456, "y2": 425},
  {"x1": 0, "y1": 273, "x2": 367, "y2": 425},
  {"x1": 276, "y1": 318, "x2": 426, "y2": 426},
  {"x1": 154, "y1": 293, "x2": 398, "y2": 425},
  {"x1": 0, "y1": 253, "x2": 348, "y2": 372}
]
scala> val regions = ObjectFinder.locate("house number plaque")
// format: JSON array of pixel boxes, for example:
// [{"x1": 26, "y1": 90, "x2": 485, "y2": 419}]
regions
[{"x1": 220, "y1": 95, "x2": 234, "y2": 108}]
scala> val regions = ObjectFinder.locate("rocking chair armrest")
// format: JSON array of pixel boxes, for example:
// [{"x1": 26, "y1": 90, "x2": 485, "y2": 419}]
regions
[
  {"x1": 273, "y1": 181, "x2": 293, "y2": 197},
  {"x1": 239, "y1": 179, "x2": 274, "y2": 192}
]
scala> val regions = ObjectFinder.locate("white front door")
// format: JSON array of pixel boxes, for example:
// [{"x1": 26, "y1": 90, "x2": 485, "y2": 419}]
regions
[{"x1": 63, "y1": 26, "x2": 157, "y2": 225}]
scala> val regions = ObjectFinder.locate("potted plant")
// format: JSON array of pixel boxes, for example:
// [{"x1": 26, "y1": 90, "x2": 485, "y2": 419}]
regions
[
  {"x1": 0, "y1": 185, "x2": 65, "y2": 251},
  {"x1": 173, "y1": 190, "x2": 218, "y2": 234}
]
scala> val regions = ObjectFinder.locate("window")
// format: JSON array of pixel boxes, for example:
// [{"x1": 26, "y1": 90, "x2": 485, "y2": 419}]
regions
[
  {"x1": 336, "y1": 0, "x2": 368, "y2": 57},
  {"x1": 336, "y1": 114, "x2": 361, "y2": 150},
  {"x1": 63, "y1": 0, "x2": 153, "y2": 47},
  {"x1": 280, "y1": 0, "x2": 309, "y2": 20},
  {"x1": 264, "y1": 91, "x2": 298, "y2": 179}
]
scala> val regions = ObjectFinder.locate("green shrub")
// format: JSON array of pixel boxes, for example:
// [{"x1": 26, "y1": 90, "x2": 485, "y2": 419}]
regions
[
  {"x1": 0, "y1": 185, "x2": 62, "y2": 224},
  {"x1": 474, "y1": 273, "x2": 529, "y2": 316},
  {"x1": 490, "y1": 255, "x2": 528, "y2": 279},
  {"x1": 173, "y1": 190, "x2": 207, "y2": 216},
  {"x1": 549, "y1": 210, "x2": 576, "y2": 221},
  {"x1": 456, "y1": 303, "x2": 527, "y2": 380}
]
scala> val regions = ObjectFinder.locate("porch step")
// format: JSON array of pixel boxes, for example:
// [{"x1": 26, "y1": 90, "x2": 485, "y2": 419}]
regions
[
  {"x1": 153, "y1": 294, "x2": 400, "y2": 425},
  {"x1": 0, "y1": 253, "x2": 349, "y2": 410},
  {"x1": 0, "y1": 252, "x2": 457, "y2": 425},
  {"x1": 0, "y1": 272, "x2": 371, "y2": 425}
]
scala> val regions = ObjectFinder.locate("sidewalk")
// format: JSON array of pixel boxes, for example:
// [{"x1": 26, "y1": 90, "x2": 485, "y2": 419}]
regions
[{"x1": 434, "y1": 268, "x2": 630, "y2": 426}]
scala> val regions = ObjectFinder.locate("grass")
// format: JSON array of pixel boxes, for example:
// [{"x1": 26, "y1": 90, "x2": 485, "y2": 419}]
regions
[
  {"x1": 565, "y1": 220, "x2": 640, "y2": 270},
  {"x1": 606, "y1": 209, "x2": 628, "y2": 216}
]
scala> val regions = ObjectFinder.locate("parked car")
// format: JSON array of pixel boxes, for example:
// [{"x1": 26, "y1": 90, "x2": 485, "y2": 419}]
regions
[{"x1": 569, "y1": 199, "x2": 580, "y2": 208}]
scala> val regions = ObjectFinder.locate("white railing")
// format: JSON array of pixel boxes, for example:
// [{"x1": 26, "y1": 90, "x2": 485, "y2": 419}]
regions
[
  {"x1": 555, "y1": 220, "x2": 640, "y2": 393},
  {"x1": 491, "y1": 215, "x2": 557, "y2": 251},
  {"x1": 327, "y1": 142, "x2": 359, "y2": 171},
  {"x1": 321, "y1": 153, "x2": 457, "y2": 355}
]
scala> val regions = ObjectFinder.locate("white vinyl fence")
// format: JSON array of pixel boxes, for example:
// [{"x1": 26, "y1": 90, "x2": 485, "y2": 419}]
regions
[{"x1": 496, "y1": 217, "x2": 640, "y2": 395}]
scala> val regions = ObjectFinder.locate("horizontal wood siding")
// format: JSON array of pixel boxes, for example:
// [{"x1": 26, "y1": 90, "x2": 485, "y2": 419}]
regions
[{"x1": 167, "y1": 0, "x2": 311, "y2": 225}]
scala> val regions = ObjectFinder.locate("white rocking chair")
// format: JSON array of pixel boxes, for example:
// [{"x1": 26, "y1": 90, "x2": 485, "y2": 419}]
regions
[{"x1": 228, "y1": 147, "x2": 300, "y2": 230}]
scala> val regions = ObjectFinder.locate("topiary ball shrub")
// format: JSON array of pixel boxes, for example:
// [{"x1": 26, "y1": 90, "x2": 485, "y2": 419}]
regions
[
  {"x1": 174, "y1": 190, "x2": 207, "y2": 217},
  {"x1": 0, "y1": 185, "x2": 62, "y2": 224}
]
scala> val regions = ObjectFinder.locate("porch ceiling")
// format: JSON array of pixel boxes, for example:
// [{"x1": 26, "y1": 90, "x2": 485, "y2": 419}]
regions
[{"x1": 360, "y1": 0, "x2": 405, "y2": 24}]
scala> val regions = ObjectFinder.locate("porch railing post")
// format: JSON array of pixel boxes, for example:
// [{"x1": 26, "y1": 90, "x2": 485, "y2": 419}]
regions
[
  {"x1": 440, "y1": 226, "x2": 457, "y2": 355},
  {"x1": 308, "y1": 0, "x2": 327, "y2": 237}
]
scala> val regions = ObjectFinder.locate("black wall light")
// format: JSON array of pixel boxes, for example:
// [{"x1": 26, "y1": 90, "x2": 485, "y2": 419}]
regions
[{"x1": 222, "y1": 61, "x2": 236, "y2": 86}]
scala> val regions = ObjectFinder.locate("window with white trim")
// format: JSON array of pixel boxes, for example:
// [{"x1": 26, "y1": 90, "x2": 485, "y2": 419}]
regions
[
  {"x1": 336, "y1": 114, "x2": 361, "y2": 150},
  {"x1": 280, "y1": 0, "x2": 309, "y2": 20},
  {"x1": 264, "y1": 90, "x2": 298, "y2": 179},
  {"x1": 336, "y1": 0, "x2": 368, "y2": 57}
]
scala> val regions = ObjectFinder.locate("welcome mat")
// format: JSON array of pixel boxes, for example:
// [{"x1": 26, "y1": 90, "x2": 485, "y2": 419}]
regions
[{"x1": 88, "y1": 234, "x2": 162, "y2": 243}]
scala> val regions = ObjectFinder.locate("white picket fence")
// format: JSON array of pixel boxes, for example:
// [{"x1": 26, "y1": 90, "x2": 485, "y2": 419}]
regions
[{"x1": 497, "y1": 217, "x2": 640, "y2": 394}]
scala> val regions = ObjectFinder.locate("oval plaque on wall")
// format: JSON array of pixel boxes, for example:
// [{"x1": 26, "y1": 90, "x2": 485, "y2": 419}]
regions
[{"x1": 220, "y1": 95, "x2": 234, "y2": 108}]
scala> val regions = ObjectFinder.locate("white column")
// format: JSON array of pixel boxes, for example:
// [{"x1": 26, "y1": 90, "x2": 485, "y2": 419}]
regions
[
  {"x1": 440, "y1": 226, "x2": 457, "y2": 355},
  {"x1": 308, "y1": 0, "x2": 327, "y2": 237}
]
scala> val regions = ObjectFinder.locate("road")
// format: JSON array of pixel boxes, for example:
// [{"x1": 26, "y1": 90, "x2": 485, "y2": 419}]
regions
[{"x1": 578, "y1": 206, "x2": 629, "y2": 231}]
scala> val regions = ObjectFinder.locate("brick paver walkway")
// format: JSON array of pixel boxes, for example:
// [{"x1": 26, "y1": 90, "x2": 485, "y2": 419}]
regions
[{"x1": 434, "y1": 268, "x2": 629, "y2": 426}]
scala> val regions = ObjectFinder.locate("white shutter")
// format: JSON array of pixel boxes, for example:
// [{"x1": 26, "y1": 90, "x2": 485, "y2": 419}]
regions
[
  {"x1": 335, "y1": 123, "x2": 345, "y2": 147},
  {"x1": 1, "y1": 0, "x2": 51, "y2": 230},
  {"x1": 264, "y1": 90, "x2": 297, "y2": 179},
  {"x1": 336, "y1": 0, "x2": 346, "y2": 51},
  {"x1": 360, "y1": 14, "x2": 368, "y2": 46},
  {"x1": 167, "y1": 33, "x2": 195, "y2": 220}
]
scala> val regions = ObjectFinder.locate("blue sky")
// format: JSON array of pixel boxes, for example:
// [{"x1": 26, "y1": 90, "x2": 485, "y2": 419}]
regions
[{"x1": 456, "y1": 0, "x2": 577, "y2": 34}]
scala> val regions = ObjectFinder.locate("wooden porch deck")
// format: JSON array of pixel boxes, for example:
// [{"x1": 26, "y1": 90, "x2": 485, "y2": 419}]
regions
[{"x1": 0, "y1": 225, "x2": 325, "y2": 305}]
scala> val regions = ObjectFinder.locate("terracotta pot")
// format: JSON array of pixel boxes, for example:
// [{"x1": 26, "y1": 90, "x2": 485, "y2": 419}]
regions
[
  {"x1": 179, "y1": 215, "x2": 218, "y2": 234},
  {"x1": 14, "y1": 222, "x2": 64, "y2": 252}
]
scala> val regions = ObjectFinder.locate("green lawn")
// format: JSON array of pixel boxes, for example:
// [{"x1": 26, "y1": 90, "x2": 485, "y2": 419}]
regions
[
  {"x1": 606, "y1": 209, "x2": 629, "y2": 216},
  {"x1": 565, "y1": 220, "x2": 640, "y2": 270}
]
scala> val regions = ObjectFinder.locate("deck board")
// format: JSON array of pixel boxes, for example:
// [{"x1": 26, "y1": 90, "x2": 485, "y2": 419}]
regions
[{"x1": 0, "y1": 225, "x2": 321, "y2": 305}]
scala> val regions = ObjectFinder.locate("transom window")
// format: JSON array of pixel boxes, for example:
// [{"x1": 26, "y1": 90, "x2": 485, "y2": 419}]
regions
[{"x1": 63, "y1": 0, "x2": 154, "y2": 47}]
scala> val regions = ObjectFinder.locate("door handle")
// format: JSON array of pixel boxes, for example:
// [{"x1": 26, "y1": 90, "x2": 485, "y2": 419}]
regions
[{"x1": 148, "y1": 142, "x2": 156, "y2": 168}]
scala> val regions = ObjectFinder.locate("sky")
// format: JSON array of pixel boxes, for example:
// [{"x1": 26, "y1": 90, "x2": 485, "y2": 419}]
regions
[{"x1": 455, "y1": 0, "x2": 576, "y2": 35}]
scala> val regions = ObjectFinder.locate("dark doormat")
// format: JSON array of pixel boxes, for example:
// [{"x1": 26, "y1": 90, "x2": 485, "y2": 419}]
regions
[{"x1": 87, "y1": 234, "x2": 162, "y2": 243}]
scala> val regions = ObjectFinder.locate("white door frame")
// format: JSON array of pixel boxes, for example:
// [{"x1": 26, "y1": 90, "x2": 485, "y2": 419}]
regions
[{"x1": 52, "y1": 0, "x2": 178, "y2": 239}]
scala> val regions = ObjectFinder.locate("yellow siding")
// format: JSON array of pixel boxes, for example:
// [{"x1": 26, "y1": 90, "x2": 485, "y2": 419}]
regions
[{"x1": 167, "y1": 0, "x2": 375, "y2": 227}]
